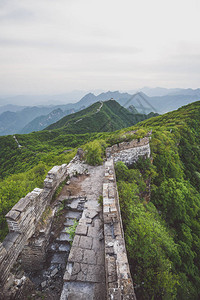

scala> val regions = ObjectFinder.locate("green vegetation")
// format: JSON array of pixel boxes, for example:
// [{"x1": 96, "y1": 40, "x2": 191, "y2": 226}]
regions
[
  {"x1": 0, "y1": 162, "x2": 48, "y2": 240},
  {"x1": 52, "y1": 179, "x2": 67, "y2": 203},
  {"x1": 98, "y1": 195, "x2": 103, "y2": 206},
  {"x1": 114, "y1": 101, "x2": 200, "y2": 299},
  {"x1": 1, "y1": 99, "x2": 200, "y2": 299},
  {"x1": 83, "y1": 140, "x2": 107, "y2": 165},
  {"x1": 66, "y1": 219, "x2": 78, "y2": 244},
  {"x1": 38, "y1": 207, "x2": 52, "y2": 227},
  {"x1": 46, "y1": 100, "x2": 155, "y2": 133}
]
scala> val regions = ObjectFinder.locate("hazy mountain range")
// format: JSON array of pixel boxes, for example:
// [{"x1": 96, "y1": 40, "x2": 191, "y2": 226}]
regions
[{"x1": 0, "y1": 88, "x2": 199, "y2": 136}]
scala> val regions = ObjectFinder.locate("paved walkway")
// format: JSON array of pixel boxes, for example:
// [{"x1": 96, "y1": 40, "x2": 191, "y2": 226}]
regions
[{"x1": 60, "y1": 164, "x2": 106, "y2": 300}]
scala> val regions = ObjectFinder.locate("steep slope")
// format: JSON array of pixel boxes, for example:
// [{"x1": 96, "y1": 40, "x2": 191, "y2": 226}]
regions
[
  {"x1": 0, "y1": 106, "x2": 57, "y2": 136},
  {"x1": 46, "y1": 100, "x2": 153, "y2": 134},
  {"x1": 20, "y1": 108, "x2": 73, "y2": 134},
  {"x1": 127, "y1": 105, "x2": 139, "y2": 114}
]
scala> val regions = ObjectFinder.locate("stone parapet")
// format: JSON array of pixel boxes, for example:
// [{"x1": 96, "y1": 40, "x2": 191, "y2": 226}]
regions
[
  {"x1": 0, "y1": 161, "x2": 71, "y2": 287},
  {"x1": 103, "y1": 159, "x2": 136, "y2": 300},
  {"x1": 106, "y1": 135, "x2": 151, "y2": 167}
]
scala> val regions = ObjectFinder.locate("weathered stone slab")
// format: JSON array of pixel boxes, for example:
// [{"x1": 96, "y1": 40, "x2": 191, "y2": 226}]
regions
[
  {"x1": 75, "y1": 263, "x2": 89, "y2": 281},
  {"x1": 87, "y1": 265, "x2": 105, "y2": 283},
  {"x1": 104, "y1": 224, "x2": 113, "y2": 236},
  {"x1": 103, "y1": 205, "x2": 110, "y2": 213},
  {"x1": 108, "y1": 288, "x2": 121, "y2": 300},
  {"x1": 83, "y1": 249, "x2": 96, "y2": 265},
  {"x1": 76, "y1": 224, "x2": 88, "y2": 236},
  {"x1": 108, "y1": 187, "x2": 115, "y2": 198},
  {"x1": 85, "y1": 218, "x2": 92, "y2": 224},
  {"x1": 96, "y1": 251, "x2": 104, "y2": 265},
  {"x1": 86, "y1": 210, "x2": 98, "y2": 219},
  {"x1": 92, "y1": 238, "x2": 104, "y2": 251},
  {"x1": 65, "y1": 211, "x2": 81, "y2": 219},
  {"x1": 79, "y1": 236, "x2": 93, "y2": 249},
  {"x1": 72, "y1": 235, "x2": 80, "y2": 247},
  {"x1": 5, "y1": 210, "x2": 20, "y2": 221},
  {"x1": 87, "y1": 226, "x2": 99, "y2": 238},
  {"x1": 113, "y1": 222, "x2": 121, "y2": 236},
  {"x1": 57, "y1": 233, "x2": 72, "y2": 242},
  {"x1": 68, "y1": 247, "x2": 84, "y2": 263},
  {"x1": 72, "y1": 262, "x2": 81, "y2": 275},
  {"x1": 11, "y1": 197, "x2": 29, "y2": 212}
]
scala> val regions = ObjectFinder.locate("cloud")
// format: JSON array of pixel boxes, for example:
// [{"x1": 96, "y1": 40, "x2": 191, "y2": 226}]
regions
[{"x1": 0, "y1": 0, "x2": 200, "y2": 96}]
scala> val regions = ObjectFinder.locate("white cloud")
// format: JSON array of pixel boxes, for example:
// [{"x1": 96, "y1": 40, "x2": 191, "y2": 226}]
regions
[{"x1": 0, "y1": 0, "x2": 200, "y2": 95}]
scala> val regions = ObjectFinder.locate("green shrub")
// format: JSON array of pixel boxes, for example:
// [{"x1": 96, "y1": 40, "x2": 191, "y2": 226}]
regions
[
  {"x1": 66, "y1": 219, "x2": 78, "y2": 244},
  {"x1": 83, "y1": 140, "x2": 107, "y2": 165}
]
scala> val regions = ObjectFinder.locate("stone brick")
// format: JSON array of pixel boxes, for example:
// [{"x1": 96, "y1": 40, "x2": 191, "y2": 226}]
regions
[
  {"x1": 96, "y1": 251, "x2": 104, "y2": 265},
  {"x1": 87, "y1": 264, "x2": 105, "y2": 282},
  {"x1": 75, "y1": 224, "x2": 88, "y2": 236},
  {"x1": 68, "y1": 247, "x2": 84, "y2": 263},
  {"x1": 92, "y1": 238, "x2": 104, "y2": 251},
  {"x1": 83, "y1": 249, "x2": 97, "y2": 265},
  {"x1": 108, "y1": 288, "x2": 121, "y2": 300},
  {"x1": 79, "y1": 236, "x2": 93, "y2": 249},
  {"x1": 87, "y1": 226, "x2": 99, "y2": 238},
  {"x1": 72, "y1": 262, "x2": 81, "y2": 275},
  {"x1": 113, "y1": 222, "x2": 121, "y2": 236},
  {"x1": 72, "y1": 235, "x2": 80, "y2": 247}
]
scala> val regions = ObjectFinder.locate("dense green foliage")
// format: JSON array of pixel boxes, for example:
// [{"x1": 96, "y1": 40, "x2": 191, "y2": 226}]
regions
[
  {"x1": 0, "y1": 150, "x2": 75, "y2": 240},
  {"x1": 116, "y1": 161, "x2": 179, "y2": 299},
  {"x1": 0, "y1": 163, "x2": 48, "y2": 240},
  {"x1": 83, "y1": 140, "x2": 107, "y2": 165},
  {"x1": 115, "y1": 101, "x2": 200, "y2": 299}
]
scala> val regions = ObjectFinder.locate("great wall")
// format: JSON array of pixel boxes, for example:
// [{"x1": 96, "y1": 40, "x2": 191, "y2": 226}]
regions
[{"x1": 0, "y1": 134, "x2": 151, "y2": 300}]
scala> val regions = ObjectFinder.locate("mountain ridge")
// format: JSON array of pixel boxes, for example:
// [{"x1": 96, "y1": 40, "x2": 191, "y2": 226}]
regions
[
  {"x1": 45, "y1": 99, "x2": 156, "y2": 134},
  {"x1": 0, "y1": 89, "x2": 200, "y2": 136}
]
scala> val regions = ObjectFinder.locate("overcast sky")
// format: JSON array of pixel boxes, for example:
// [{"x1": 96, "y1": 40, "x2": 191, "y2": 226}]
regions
[{"x1": 0, "y1": 0, "x2": 200, "y2": 95}]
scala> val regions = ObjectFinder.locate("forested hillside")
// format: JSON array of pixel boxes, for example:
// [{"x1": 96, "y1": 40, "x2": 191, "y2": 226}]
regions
[
  {"x1": 0, "y1": 100, "x2": 200, "y2": 299},
  {"x1": 46, "y1": 100, "x2": 154, "y2": 132},
  {"x1": 116, "y1": 101, "x2": 200, "y2": 299}
]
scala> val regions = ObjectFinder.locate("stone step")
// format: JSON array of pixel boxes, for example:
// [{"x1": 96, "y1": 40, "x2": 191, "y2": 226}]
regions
[
  {"x1": 64, "y1": 219, "x2": 76, "y2": 226},
  {"x1": 48, "y1": 240, "x2": 71, "y2": 252},
  {"x1": 51, "y1": 253, "x2": 69, "y2": 265},
  {"x1": 57, "y1": 233, "x2": 72, "y2": 242},
  {"x1": 58, "y1": 244, "x2": 71, "y2": 252},
  {"x1": 65, "y1": 211, "x2": 81, "y2": 220}
]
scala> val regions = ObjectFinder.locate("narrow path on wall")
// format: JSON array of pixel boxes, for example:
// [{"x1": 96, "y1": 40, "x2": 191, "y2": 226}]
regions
[
  {"x1": 60, "y1": 163, "x2": 106, "y2": 300},
  {"x1": 13, "y1": 135, "x2": 22, "y2": 148},
  {"x1": 95, "y1": 101, "x2": 103, "y2": 114}
]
